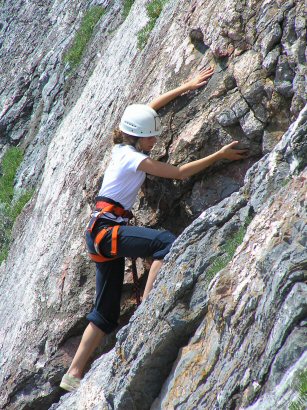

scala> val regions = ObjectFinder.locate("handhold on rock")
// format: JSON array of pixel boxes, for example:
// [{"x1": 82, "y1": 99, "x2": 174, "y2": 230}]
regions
[
  {"x1": 213, "y1": 44, "x2": 235, "y2": 58},
  {"x1": 189, "y1": 28, "x2": 204, "y2": 43},
  {"x1": 189, "y1": 28, "x2": 209, "y2": 53}
]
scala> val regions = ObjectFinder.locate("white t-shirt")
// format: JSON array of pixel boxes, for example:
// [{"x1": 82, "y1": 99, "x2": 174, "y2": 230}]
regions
[{"x1": 98, "y1": 145, "x2": 148, "y2": 218}]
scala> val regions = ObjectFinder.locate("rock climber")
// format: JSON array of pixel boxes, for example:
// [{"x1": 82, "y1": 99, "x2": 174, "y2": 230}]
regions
[{"x1": 60, "y1": 66, "x2": 248, "y2": 391}]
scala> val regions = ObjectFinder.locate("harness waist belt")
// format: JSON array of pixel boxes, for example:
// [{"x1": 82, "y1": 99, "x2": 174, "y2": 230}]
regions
[
  {"x1": 95, "y1": 201, "x2": 133, "y2": 219},
  {"x1": 87, "y1": 197, "x2": 133, "y2": 234}
]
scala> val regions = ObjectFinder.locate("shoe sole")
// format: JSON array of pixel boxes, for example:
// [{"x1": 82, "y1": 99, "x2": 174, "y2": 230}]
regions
[
  {"x1": 60, "y1": 381, "x2": 76, "y2": 392},
  {"x1": 60, "y1": 374, "x2": 81, "y2": 392}
]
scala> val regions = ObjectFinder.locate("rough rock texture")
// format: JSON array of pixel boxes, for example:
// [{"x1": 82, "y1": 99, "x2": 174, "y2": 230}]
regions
[
  {"x1": 0, "y1": 0, "x2": 113, "y2": 185},
  {"x1": 0, "y1": 0, "x2": 306, "y2": 409},
  {"x1": 1, "y1": 0, "x2": 306, "y2": 223},
  {"x1": 51, "y1": 107, "x2": 307, "y2": 410}
]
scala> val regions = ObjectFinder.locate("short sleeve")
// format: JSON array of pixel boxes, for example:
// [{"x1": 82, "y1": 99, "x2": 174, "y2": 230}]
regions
[{"x1": 123, "y1": 146, "x2": 148, "y2": 172}]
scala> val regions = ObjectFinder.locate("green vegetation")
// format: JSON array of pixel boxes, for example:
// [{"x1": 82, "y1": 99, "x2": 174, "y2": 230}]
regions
[
  {"x1": 205, "y1": 216, "x2": 253, "y2": 283},
  {"x1": 63, "y1": 6, "x2": 105, "y2": 72},
  {"x1": 0, "y1": 148, "x2": 34, "y2": 264},
  {"x1": 9, "y1": 190, "x2": 34, "y2": 221},
  {"x1": 0, "y1": 147, "x2": 23, "y2": 205},
  {"x1": 290, "y1": 369, "x2": 307, "y2": 410},
  {"x1": 137, "y1": 0, "x2": 168, "y2": 50},
  {"x1": 123, "y1": 0, "x2": 135, "y2": 19}
]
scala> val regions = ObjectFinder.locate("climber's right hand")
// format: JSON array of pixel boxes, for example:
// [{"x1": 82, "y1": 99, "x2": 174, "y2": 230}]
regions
[{"x1": 218, "y1": 141, "x2": 249, "y2": 161}]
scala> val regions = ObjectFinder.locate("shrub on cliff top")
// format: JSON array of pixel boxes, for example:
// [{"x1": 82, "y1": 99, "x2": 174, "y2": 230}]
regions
[
  {"x1": 137, "y1": 0, "x2": 168, "y2": 50},
  {"x1": 63, "y1": 6, "x2": 105, "y2": 72}
]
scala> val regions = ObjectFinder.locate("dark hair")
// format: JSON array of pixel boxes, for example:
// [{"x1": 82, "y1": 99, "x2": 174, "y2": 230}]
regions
[{"x1": 112, "y1": 129, "x2": 142, "y2": 151}]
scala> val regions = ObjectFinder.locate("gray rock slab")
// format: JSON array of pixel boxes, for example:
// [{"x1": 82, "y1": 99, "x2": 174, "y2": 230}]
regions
[{"x1": 0, "y1": 0, "x2": 306, "y2": 409}]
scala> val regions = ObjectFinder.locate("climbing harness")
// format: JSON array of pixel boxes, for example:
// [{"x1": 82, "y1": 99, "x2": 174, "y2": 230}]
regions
[
  {"x1": 87, "y1": 196, "x2": 141, "y2": 306},
  {"x1": 87, "y1": 197, "x2": 133, "y2": 234},
  {"x1": 88, "y1": 224, "x2": 120, "y2": 263},
  {"x1": 87, "y1": 196, "x2": 133, "y2": 263}
]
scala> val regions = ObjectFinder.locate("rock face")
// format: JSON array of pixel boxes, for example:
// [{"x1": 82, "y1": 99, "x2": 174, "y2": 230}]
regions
[
  {"x1": 49, "y1": 108, "x2": 307, "y2": 410},
  {"x1": 0, "y1": 0, "x2": 306, "y2": 409},
  {"x1": 0, "y1": 0, "x2": 113, "y2": 184}
]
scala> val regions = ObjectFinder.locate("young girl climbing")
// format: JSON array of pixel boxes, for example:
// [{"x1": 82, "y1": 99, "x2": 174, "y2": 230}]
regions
[{"x1": 60, "y1": 67, "x2": 247, "y2": 391}]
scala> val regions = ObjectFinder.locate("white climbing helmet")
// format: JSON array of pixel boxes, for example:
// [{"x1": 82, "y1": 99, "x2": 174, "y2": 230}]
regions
[{"x1": 119, "y1": 104, "x2": 162, "y2": 137}]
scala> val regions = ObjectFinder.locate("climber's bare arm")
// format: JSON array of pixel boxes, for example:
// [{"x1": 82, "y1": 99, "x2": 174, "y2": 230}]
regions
[
  {"x1": 138, "y1": 141, "x2": 248, "y2": 179},
  {"x1": 148, "y1": 67, "x2": 214, "y2": 111}
]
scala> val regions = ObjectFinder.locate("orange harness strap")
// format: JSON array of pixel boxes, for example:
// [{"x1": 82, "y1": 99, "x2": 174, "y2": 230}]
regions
[
  {"x1": 111, "y1": 225, "x2": 120, "y2": 256},
  {"x1": 95, "y1": 201, "x2": 132, "y2": 218},
  {"x1": 89, "y1": 225, "x2": 121, "y2": 263},
  {"x1": 88, "y1": 253, "x2": 112, "y2": 263},
  {"x1": 87, "y1": 216, "x2": 141, "y2": 306},
  {"x1": 94, "y1": 228, "x2": 110, "y2": 253},
  {"x1": 87, "y1": 202, "x2": 133, "y2": 234}
]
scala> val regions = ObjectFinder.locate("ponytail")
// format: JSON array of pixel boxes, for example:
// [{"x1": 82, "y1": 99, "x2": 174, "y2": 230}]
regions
[
  {"x1": 112, "y1": 129, "x2": 142, "y2": 152},
  {"x1": 112, "y1": 128, "x2": 123, "y2": 144}
]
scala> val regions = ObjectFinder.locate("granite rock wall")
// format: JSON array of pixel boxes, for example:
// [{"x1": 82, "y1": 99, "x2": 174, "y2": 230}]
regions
[
  {"x1": 0, "y1": 0, "x2": 306, "y2": 408},
  {"x1": 52, "y1": 106, "x2": 307, "y2": 410}
]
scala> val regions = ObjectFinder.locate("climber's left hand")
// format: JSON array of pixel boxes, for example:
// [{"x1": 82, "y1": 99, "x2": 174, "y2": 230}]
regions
[
  {"x1": 149, "y1": 67, "x2": 214, "y2": 111},
  {"x1": 184, "y1": 66, "x2": 214, "y2": 90}
]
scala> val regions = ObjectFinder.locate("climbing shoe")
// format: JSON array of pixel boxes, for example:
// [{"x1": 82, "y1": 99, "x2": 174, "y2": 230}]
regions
[{"x1": 60, "y1": 373, "x2": 81, "y2": 392}]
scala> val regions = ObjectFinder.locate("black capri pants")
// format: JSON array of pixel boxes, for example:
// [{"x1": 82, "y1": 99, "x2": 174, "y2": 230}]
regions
[{"x1": 85, "y1": 222, "x2": 176, "y2": 334}]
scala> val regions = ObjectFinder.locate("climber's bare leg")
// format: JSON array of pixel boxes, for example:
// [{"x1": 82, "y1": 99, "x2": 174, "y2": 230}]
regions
[
  {"x1": 143, "y1": 259, "x2": 163, "y2": 300},
  {"x1": 67, "y1": 322, "x2": 105, "y2": 379},
  {"x1": 67, "y1": 260, "x2": 163, "y2": 377}
]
